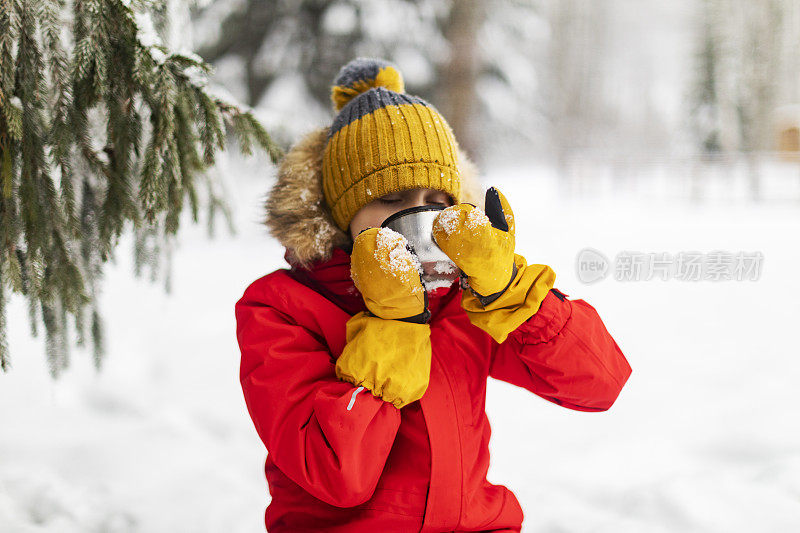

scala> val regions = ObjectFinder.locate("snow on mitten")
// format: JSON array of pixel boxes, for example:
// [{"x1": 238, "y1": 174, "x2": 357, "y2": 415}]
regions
[
  {"x1": 349, "y1": 227, "x2": 429, "y2": 322},
  {"x1": 432, "y1": 187, "x2": 517, "y2": 298}
]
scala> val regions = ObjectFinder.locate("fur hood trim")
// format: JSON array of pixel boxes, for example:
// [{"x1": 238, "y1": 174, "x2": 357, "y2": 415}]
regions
[{"x1": 263, "y1": 127, "x2": 484, "y2": 269}]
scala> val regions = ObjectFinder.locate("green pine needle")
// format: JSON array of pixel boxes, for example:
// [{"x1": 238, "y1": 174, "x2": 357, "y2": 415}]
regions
[{"x1": 0, "y1": 0, "x2": 284, "y2": 374}]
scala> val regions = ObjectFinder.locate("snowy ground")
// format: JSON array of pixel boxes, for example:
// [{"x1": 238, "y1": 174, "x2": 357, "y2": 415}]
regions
[{"x1": 2, "y1": 151, "x2": 799, "y2": 532}]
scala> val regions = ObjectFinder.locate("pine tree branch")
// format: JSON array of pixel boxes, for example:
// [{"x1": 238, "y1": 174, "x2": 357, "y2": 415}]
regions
[{"x1": 0, "y1": 0, "x2": 284, "y2": 374}]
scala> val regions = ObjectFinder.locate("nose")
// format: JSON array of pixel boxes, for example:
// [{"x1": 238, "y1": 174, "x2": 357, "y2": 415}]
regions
[{"x1": 405, "y1": 191, "x2": 429, "y2": 208}]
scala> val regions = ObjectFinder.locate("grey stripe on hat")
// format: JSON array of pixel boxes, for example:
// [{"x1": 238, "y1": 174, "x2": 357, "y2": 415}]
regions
[
  {"x1": 328, "y1": 87, "x2": 431, "y2": 139},
  {"x1": 333, "y1": 57, "x2": 396, "y2": 89}
]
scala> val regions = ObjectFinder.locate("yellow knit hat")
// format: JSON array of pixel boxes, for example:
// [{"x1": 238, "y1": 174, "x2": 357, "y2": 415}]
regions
[{"x1": 322, "y1": 57, "x2": 462, "y2": 231}]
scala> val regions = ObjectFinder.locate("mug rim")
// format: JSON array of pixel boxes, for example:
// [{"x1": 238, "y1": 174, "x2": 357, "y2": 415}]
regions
[{"x1": 380, "y1": 205, "x2": 445, "y2": 228}]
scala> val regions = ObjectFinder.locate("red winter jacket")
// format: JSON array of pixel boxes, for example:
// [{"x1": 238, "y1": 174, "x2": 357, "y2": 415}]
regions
[{"x1": 235, "y1": 246, "x2": 632, "y2": 532}]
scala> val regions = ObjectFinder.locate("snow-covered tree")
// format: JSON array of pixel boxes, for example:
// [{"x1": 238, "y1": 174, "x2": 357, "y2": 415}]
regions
[
  {"x1": 690, "y1": 0, "x2": 797, "y2": 155},
  {"x1": 468, "y1": 0, "x2": 549, "y2": 165},
  {"x1": 0, "y1": 0, "x2": 281, "y2": 376},
  {"x1": 194, "y1": 0, "x2": 556, "y2": 165},
  {"x1": 687, "y1": 0, "x2": 796, "y2": 197},
  {"x1": 193, "y1": 0, "x2": 453, "y2": 145}
]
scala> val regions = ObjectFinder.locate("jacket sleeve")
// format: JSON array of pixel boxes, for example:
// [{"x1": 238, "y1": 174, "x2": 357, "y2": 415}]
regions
[
  {"x1": 488, "y1": 289, "x2": 632, "y2": 412},
  {"x1": 235, "y1": 294, "x2": 402, "y2": 508}
]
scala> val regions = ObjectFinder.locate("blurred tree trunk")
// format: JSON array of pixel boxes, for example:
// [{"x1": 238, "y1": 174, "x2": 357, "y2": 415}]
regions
[
  {"x1": 546, "y1": 0, "x2": 610, "y2": 193},
  {"x1": 737, "y1": 0, "x2": 783, "y2": 200},
  {"x1": 691, "y1": 1, "x2": 723, "y2": 155},
  {"x1": 437, "y1": 0, "x2": 484, "y2": 163}
]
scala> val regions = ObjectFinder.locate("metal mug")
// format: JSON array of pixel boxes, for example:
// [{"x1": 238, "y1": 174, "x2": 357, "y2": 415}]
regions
[{"x1": 380, "y1": 205, "x2": 460, "y2": 291}]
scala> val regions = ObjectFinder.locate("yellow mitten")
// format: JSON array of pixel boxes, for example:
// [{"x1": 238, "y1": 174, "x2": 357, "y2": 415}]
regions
[
  {"x1": 432, "y1": 187, "x2": 516, "y2": 297},
  {"x1": 349, "y1": 227, "x2": 428, "y2": 322},
  {"x1": 335, "y1": 227, "x2": 431, "y2": 408},
  {"x1": 432, "y1": 187, "x2": 556, "y2": 343}
]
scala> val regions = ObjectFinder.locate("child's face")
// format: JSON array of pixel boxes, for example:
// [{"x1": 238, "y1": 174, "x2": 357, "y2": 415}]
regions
[{"x1": 349, "y1": 188, "x2": 455, "y2": 241}]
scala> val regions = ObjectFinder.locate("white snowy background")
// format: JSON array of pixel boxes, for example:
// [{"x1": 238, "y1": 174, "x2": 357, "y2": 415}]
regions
[
  {"x1": 3, "y1": 0, "x2": 800, "y2": 531},
  {"x1": 3, "y1": 153, "x2": 799, "y2": 532}
]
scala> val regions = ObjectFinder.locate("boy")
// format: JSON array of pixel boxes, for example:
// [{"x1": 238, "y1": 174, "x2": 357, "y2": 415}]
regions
[{"x1": 235, "y1": 57, "x2": 632, "y2": 532}]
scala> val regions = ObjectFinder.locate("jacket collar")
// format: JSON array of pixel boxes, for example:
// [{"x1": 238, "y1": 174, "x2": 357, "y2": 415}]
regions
[{"x1": 285, "y1": 246, "x2": 460, "y2": 317}]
